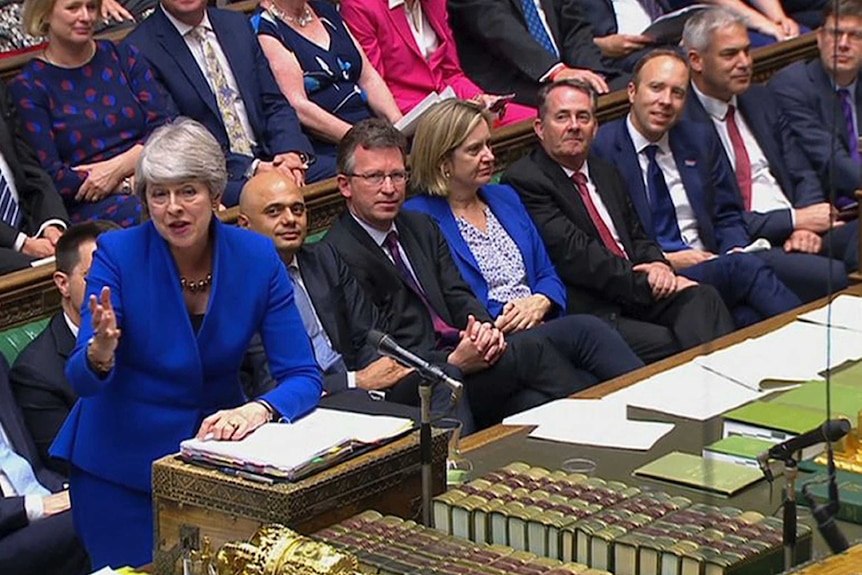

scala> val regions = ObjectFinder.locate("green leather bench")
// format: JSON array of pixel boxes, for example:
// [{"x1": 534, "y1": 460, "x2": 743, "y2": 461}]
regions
[{"x1": 0, "y1": 317, "x2": 50, "y2": 366}]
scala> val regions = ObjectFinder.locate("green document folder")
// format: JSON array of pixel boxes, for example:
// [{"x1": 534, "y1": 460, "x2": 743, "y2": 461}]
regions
[{"x1": 633, "y1": 451, "x2": 764, "y2": 496}]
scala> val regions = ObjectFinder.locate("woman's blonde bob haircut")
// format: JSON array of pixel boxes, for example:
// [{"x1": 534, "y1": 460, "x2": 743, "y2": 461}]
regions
[
  {"x1": 410, "y1": 99, "x2": 493, "y2": 197},
  {"x1": 22, "y1": 0, "x2": 103, "y2": 37}
]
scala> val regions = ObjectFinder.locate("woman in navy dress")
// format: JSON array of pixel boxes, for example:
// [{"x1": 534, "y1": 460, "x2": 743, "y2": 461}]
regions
[
  {"x1": 11, "y1": 0, "x2": 174, "y2": 227},
  {"x1": 251, "y1": 0, "x2": 402, "y2": 164}
]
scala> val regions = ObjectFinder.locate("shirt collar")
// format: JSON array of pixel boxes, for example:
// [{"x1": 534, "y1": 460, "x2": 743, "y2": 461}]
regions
[
  {"x1": 349, "y1": 210, "x2": 397, "y2": 247},
  {"x1": 834, "y1": 78, "x2": 858, "y2": 96},
  {"x1": 63, "y1": 311, "x2": 79, "y2": 339},
  {"x1": 561, "y1": 161, "x2": 591, "y2": 183},
  {"x1": 626, "y1": 113, "x2": 670, "y2": 155},
  {"x1": 161, "y1": 5, "x2": 211, "y2": 38},
  {"x1": 691, "y1": 82, "x2": 739, "y2": 122},
  {"x1": 389, "y1": 0, "x2": 405, "y2": 8}
]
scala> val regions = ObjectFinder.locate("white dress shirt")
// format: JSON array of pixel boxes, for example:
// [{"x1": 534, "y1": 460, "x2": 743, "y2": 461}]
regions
[
  {"x1": 0, "y1": 421, "x2": 45, "y2": 523},
  {"x1": 389, "y1": 0, "x2": 440, "y2": 60},
  {"x1": 561, "y1": 163, "x2": 628, "y2": 255},
  {"x1": 611, "y1": 0, "x2": 652, "y2": 36},
  {"x1": 0, "y1": 152, "x2": 66, "y2": 252},
  {"x1": 626, "y1": 115, "x2": 705, "y2": 250},
  {"x1": 691, "y1": 84, "x2": 793, "y2": 219},
  {"x1": 162, "y1": 7, "x2": 258, "y2": 149}
]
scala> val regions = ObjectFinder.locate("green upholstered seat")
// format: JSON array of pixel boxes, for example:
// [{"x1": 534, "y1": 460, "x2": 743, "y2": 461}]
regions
[{"x1": 0, "y1": 317, "x2": 50, "y2": 366}]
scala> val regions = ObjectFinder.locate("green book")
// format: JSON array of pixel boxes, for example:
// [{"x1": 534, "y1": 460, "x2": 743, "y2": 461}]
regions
[
  {"x1": 704, "y1": 436, "x2": 774, "y2": 460},
  {"x1": 767, "y1": 380, "x2": 858, "y2": 418},
  {"x1": 794, "y1": 469, "x2": 862, "y2": 525},
  {"x1": 722, "y1": 401, "x2": 829, "y2": 459},
  {"x1": 633, "y1": 452, "x2": 764, "y2": 496}
]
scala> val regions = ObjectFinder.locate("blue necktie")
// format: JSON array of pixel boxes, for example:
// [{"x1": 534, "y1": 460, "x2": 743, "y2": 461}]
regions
[
  {"x1": 644, "y1": 145, "x2": 688, "y2": 252},
  {"x1": 519, "y1": 0, "x2": 558, "y2": 57},
  {"x1": 0, "y1": 432, "x2": 49, "y2": 497},
  {"x1": 637, "y1": 0, "x2": 665, "y2": 21},
  {"x1": 0, "y1": 171, "x2": 21, "y2": 229},
  {"x1": 288, "y1": 266, "x2": 344, "y2": 372},
  {"x1": 838, "y1": 89, "x2": 860, "y2": 164}
]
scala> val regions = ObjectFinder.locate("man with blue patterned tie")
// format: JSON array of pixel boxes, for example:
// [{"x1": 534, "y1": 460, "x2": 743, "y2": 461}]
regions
[
  {"x1": 0, "y1": 352, "x2": 89, "y2": 575},
  {"x1": 448, "y1": 0, "x2": 627, "y2": 107},
  {"x1": 592, "y1": 50, "x2": 803, "y2": 326},
  {"x1": 0, "y1": 83, "x2": 68, "y2": 275}
]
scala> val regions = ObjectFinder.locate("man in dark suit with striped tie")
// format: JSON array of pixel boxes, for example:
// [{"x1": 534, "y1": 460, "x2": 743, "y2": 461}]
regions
[{"x1": 0, "y1": 84, "x2": 68, "y2": 275}]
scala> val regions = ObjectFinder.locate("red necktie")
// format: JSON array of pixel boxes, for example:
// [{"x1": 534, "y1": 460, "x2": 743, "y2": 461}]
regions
[
  {"x1": 572, "y1": 172, "x2": 628, "y2": 259},
  {"x1": 726, "y1": 105, "x2": 752, "y2": 210}
]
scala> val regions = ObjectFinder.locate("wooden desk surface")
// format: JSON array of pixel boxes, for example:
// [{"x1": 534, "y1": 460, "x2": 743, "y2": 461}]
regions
[{"x1": 461, "y1": 285, "x2": 862, "y2": 560}]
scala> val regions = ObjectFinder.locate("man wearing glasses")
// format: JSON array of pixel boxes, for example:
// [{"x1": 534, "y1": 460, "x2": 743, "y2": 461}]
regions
[
  {"x1": 325, "y1": 119, "x2": 599, "y2": 430},
  {"x1": 771, "y1": 0, "x2": 862, "y2": 202}
]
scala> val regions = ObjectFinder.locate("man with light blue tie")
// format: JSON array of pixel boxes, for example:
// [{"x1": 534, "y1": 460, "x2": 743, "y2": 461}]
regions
[
  {"x1": 0, "y1": 83, "x2": 68, "y2": 275},
  {"x1": 592, "y1": 50, "x2": 803, "y2": 327},
  {"x1": 448, "y1": 0, "x2": 627, "y2": 107},
  {"x1": 0, "y1": 353, "x2": 88, "y2": 575}
]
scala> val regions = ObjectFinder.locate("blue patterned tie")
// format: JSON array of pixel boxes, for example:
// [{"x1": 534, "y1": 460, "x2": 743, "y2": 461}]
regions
[
  {"x1": 288, "y1": 266, "x2": 344, "y2": 372},
  {"x1": 519, "y1": 0, "x2": 558, "y2": 57},
  {"x1": 0, "y1": 434, "x2": 49, "y2": 497},
  {"x1": 839, "y1": 89, "x2": 860, "y2": 164},
  {"x1": 645, "y1": 145, "x2": 688, "y2": 252},
  {"x1": 0, "y1": 171, "x2": 21, "y2": 228}
]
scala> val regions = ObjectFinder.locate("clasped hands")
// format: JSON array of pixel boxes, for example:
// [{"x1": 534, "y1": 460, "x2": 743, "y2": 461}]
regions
[
  {"x1": 21, "y1": 225, "x2": 63, "y2": 258},
  {"x1": 447, "y1": 314, "x2": 507, "y2": 374},
  {"x1": 256, "y1": 152, "x2": 307, "y2": 187},
  {"x1": 633, "y1": 260, "x2": 697, "y2": 300}
]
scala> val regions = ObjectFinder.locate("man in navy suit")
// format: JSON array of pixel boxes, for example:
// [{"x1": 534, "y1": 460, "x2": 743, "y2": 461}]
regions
[
  {"x1": 0, "y1": 353, "x2": 88, "y2": 575},
  {"x1": 124, "y1": 0, "x2": 334, "y2": 207},
  {"x1": 681, "y1": 8, "x2": 854, "y2": 291},
  {"x1": 10, "y1": 222, "x2": 116, "y2": 476},
  {"x1": 771, "y1": 0, "x2": 862, "y2": 203},
  {"x1": 592, "y1": 50, "x2": 802, "y2": 326}
]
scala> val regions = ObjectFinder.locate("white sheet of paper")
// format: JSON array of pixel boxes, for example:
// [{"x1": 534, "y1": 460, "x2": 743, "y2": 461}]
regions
[
  {"x1": 798, "y1": 294, "x2": 862, "y2": 332},
  {"x1": 514, "y1": 397, "x2": 674, "y2": 451},
  {"x1": 606, "y1": 362, "x2": 765, "y2": 421},
  {"x1": 502, "y1": 398, "x2": 606, "y2": 427},
  {"x1": 695, "y1": 321, "x2": 862, "y2": 390}
]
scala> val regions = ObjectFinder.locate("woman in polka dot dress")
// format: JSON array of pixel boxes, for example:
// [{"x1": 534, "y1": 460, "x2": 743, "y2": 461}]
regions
[{"x1": 9, "y1": 0, "x2": 175, "y2": 227}]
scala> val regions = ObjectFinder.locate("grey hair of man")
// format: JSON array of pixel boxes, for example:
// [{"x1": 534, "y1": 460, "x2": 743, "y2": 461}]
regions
[
  {"x1": 134, "y1": 117, "x2": 228, "y2": 201},
  {"x1": 536, "y1": 79, "x2": 599, "y2": 120},
  {"x1": 682, "y1": 7, "x2": 747, "y2": 53},
  {"x1": 336, "y1": 118, "x2": 408, "y2": 176}
]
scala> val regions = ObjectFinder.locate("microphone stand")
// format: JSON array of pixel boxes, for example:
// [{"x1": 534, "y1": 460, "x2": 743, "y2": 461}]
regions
[
  {"x1": 418, "y1": 379, "x2": 434, "y2": 528},
  {"x1": 782, "y1": 457, "x2": 798, "y2": 572}
]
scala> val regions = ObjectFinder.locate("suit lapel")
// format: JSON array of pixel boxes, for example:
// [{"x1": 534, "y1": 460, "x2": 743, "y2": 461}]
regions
[
  {"x1": 737, "y1": 93, "x2": 781, "y2": 180},
  {"x1": 50, "y1": 313, "x2": 76, "y2": 359},
  {"x1": 296, "y1": 248, "x2": 342, "y2": 353},
  {"x1": 210, "y1": 10, "x2": 255, "y2": 124},
  {"x1": 153, "y1": 8, "x2": 220, "y2": 120},
  {"x1": 669, "y1": 128, "x2": 714, "y2": 248},
  {"x1": 422, "y1": 197, "x2": 482, "y2": 277},
  {"x1": 387, "y1": 3, "x2": 428, "y2": 64},
  {"x1": 587, "y1": 155, "x2": 637, "y2": 255},
  {"x1": 0, "y1": 112, "x2": 26, "y2": 192},
  {"x1": 811, "y1": 60, "x2": 849, "y2": 147},
  {"x1": 538, "y1": 0, "x2": 560, "y2": 44},
  {"x1": 395, "y1": 215, "x2": 452, "y2": 322}
]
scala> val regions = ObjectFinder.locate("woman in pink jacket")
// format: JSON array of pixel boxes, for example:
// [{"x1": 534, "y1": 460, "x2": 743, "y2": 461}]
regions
[{"x1": 340, "y1": 0, "x2": 535, "y2": 127}]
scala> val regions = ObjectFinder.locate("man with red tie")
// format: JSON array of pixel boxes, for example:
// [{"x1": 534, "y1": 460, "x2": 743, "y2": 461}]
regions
[
  {"x1": 504, "y1": 78, "x2": 734, "y2": 363},
  {"x1": 682, "y1": 7, "x2": 855, "y2": 297}
]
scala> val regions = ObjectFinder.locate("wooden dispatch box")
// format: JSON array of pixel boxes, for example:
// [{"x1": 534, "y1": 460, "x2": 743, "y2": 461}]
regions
[{"x1": 151, "y1": 429, "x2": 448, "y2": 575}]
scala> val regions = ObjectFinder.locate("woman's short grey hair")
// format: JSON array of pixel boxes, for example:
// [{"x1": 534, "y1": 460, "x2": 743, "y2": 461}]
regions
[
  {"x1": 135, "y1": 118, "x2": 227, "y2": 201},
  {"x1": 682, "y1": 7, "x2": 748, "y2": 53}
]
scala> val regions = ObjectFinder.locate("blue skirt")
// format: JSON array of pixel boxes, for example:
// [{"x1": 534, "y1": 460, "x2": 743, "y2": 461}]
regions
[{"x1": 69, "y1": 466, "x2": 153, "y2": 569}]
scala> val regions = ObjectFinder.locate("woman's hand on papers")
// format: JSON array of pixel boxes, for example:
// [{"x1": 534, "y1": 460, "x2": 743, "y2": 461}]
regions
[{"x1": 197, "y1": 402, "x2": 272, "y2": 441}]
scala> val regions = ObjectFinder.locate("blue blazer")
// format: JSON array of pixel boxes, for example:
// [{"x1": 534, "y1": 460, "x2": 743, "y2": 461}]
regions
[
  {"x1": 404, "y1": 185, "x2": 566, "y2": 318},
  {"x1": 683, "y1": 84, "x2": 824, "y2": 244},
  {"x1": 770, "y1": 59, "x2": 862, "y2": 200},
  {"x1": 592, "y1": 118, "x2": 750, "y2": 255},
  {"x1": 125, "y1": 7, "x2": 313, "y2": 206},
  {"x1": 53, "y1": 219, "x2": 321, "y2": 493}
]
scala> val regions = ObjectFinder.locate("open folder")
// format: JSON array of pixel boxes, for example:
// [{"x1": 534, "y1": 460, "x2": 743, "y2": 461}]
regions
[{"x1": 180, "y1": 408, "x2": 414, "y2": 482}]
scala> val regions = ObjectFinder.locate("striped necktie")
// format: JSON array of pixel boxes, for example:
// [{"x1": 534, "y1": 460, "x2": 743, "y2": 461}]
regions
[
  {"x1": 190, "y1": 26, "x2": 253, "y2": 156},
  {"x1": 0, "y1": 170, "x2": 21, "y2": 228}
]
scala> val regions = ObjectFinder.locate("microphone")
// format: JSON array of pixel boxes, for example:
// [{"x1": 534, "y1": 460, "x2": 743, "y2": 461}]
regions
[
  {"x1": 763, "y1": 419, "x2": 851, "y2": 462},
  {"x1": 367, "y1": 330, "x2": 463, "y2": 404}
]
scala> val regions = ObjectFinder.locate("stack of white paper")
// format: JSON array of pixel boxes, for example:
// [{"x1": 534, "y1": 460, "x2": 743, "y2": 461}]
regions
[
  {"x1": 503, "y1": 398, "x2": 674, "y2": 451},
  {"x1": 798, "y1": 294, "x2": 862, "y2": 332}
]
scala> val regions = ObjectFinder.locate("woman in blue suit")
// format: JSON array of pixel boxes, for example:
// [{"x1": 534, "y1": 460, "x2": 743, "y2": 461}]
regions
[
  {"x1": 405, "y1": 100, "x2": 643, "y2": 387},
  {"x1": 52, "y1": 119, "x2": 322, "y2": 569}
]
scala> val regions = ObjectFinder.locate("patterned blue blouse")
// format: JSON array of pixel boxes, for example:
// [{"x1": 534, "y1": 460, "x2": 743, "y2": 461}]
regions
[{"x1": 10, "y1": 40, "x2": 175, "y2": 226}]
